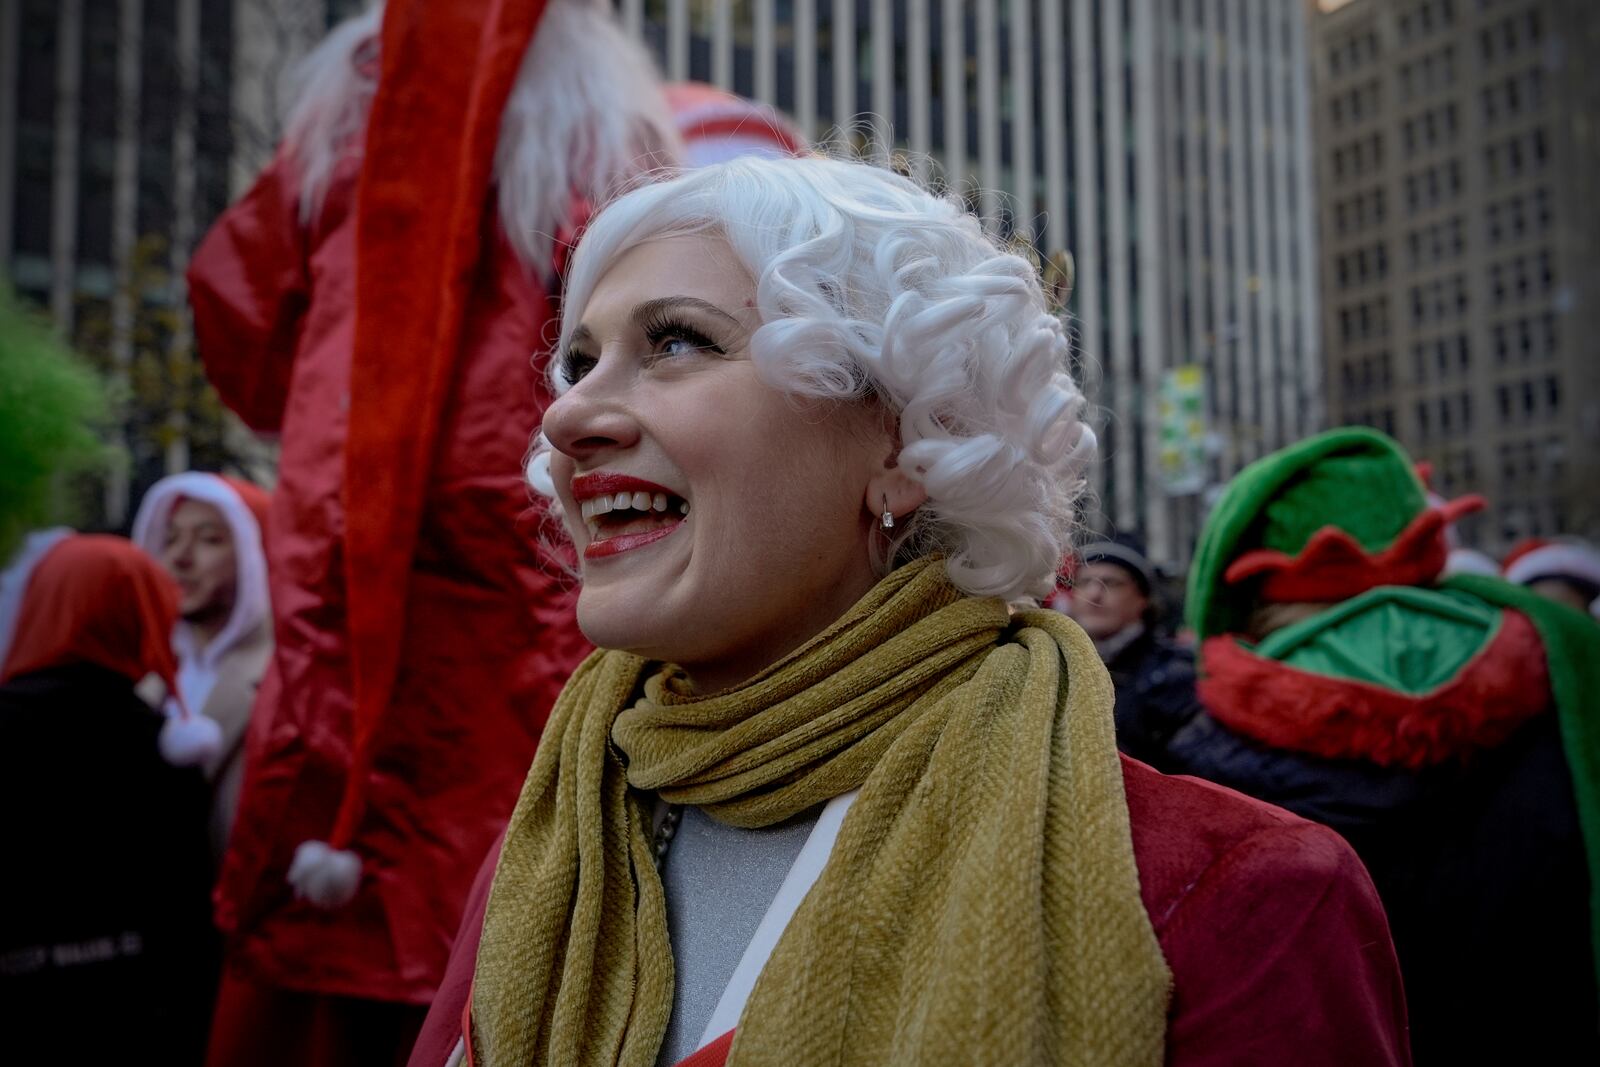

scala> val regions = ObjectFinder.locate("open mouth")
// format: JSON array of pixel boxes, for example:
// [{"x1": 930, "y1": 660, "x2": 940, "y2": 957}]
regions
[{"x1": 572, "y1": 473, "x2": 690, "y2": 560}]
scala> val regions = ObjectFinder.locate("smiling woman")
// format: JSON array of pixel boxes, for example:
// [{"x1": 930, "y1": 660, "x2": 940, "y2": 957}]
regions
[{"x1": 410, "y1": 157, "x2": 1411, "y2": 1067}]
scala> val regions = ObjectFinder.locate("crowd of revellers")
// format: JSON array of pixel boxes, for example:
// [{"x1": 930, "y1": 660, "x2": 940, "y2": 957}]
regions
[{"x1": 3, "y1": 2, "x2": 1599, "y2": 1065}]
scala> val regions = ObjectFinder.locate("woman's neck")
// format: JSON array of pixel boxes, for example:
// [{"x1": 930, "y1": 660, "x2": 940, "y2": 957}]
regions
[{"x1": 676, "y1": 562, "x2": 882, "y2": 695}]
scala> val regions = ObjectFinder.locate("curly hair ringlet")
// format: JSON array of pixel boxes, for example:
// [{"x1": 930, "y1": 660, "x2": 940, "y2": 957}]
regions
[{"x1": 527, "y1": 153, "x2": 1096, "y2": 603}]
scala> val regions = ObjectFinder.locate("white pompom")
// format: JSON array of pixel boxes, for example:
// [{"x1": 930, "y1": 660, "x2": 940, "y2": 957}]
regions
[
  {"x1": 287, "y1": 840, "x2": 362, "y2": 909},
  {"x1": 158, "y1": 713, "x2": 224, "y2": 767}
]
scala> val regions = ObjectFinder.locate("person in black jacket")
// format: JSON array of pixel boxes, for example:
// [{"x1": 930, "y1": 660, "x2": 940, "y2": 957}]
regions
[
  {"x1": 0, "y1": 534, "x2": 216, "y2": 1064},
  {"x1": 1059, "y1": 533, "x2": 1202, "y2": 766}
]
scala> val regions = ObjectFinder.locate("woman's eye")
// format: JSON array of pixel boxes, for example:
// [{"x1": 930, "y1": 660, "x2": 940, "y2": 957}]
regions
[
  {"x1": 642, "y1": 315, "x2": 722, "y2": 362},
  {"x1": 561, "y1": 350, "x2": 597, "y2": 383},
  {"x1": 655, "y1": 334, "x2": 710, "y2": 359}
]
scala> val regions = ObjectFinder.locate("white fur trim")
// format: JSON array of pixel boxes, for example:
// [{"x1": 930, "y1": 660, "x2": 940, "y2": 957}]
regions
[
  {"x1": 1443, "y1": 548, "x2": 1500, "y2": 579},
  {"x1": 281, "y1": 0, "x2": 681, "y2": 277},
  {"x1": 1504, "y1": 543, "x2": 1600, "y2": 590},
  {"x1": 282, "y1": 3, "x2": 384, "y2": 225},
  {"x1": 492, "y1": 0, "x2": 681, "y2": 279},
  {"x1": 287, "y1": 840, "x2": 363, "y2": 909},
  {"x1": 158, "y1": 712, "x2": 224, "y2": 767}
]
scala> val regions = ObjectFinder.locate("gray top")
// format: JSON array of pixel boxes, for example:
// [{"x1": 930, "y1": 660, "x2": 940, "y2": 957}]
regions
[{"x1": 656, "y1": 804, "x2": 820, "y2": 1066}]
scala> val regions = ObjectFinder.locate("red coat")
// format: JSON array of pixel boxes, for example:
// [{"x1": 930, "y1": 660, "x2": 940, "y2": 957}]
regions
[
  {"x1": 410, "y1": 757, "x2": 1412, "y2": 1066},
  {"x1": 189, "y1": 148, "x2": 589, "y2": 1003}
]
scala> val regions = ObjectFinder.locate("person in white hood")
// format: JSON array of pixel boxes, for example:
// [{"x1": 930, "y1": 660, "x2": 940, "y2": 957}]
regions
[{"x1": 133, "y1": 472, "x2": 272, "y2": 861}]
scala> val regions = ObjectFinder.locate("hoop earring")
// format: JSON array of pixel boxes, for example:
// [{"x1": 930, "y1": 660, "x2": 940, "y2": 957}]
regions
[{"x1": 881, "y1": 495, "x2": 895, "y2": 531}]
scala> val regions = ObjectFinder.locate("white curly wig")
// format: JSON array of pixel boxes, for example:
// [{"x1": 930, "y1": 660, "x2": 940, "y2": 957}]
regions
[{"x1": 535, "y1": 155, "x2": 1096, "y2": 603}]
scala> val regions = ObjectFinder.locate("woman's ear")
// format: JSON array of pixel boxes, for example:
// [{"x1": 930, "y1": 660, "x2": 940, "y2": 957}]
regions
[
  {"x1": 864, "y1": 465, "x2": 928, "y2": 528},
  {"x1": 862, "y1": 407, "x2": 927, "y2": 527}
]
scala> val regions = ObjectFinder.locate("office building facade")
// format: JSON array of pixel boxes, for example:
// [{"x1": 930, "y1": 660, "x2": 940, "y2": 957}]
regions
[
  {"x1": 626, "y1": 0, "x2": 1322, "y2": 567},
  {"x1": 1313, "y1": 0, "x2": 1600, "y2": 550}
]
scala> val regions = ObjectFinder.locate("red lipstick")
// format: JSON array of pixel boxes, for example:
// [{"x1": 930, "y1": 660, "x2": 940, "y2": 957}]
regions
[
  {"x1": 583, "y1": 525, "x2": 680, "y2": 559},
  {"x1": 571, "y1": 471, "x2": 679, "y2": 502}
]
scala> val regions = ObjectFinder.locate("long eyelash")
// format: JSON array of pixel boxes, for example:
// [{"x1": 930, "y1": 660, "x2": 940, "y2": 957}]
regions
[
  {"x1": 640, "y1": 312, "x2": 723, "y2": 354},
  {"x1": 560, "y1": 347, "x2": 597, "y2": 383}
]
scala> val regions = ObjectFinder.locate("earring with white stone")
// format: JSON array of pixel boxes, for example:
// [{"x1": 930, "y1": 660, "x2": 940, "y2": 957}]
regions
[{"x1": 881, "y1": 495, "x2": 895, "y2": 531}]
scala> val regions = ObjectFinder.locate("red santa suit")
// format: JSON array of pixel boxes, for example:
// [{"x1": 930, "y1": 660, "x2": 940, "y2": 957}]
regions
[{"x1": 187, "y1": 1, "x2": 678, "y2": 1060}]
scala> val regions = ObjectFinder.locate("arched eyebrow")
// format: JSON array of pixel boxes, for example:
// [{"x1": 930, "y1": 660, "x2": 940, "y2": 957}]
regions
[{"x1": 631, "y1": 296, "x2": 741, "y2": 328}]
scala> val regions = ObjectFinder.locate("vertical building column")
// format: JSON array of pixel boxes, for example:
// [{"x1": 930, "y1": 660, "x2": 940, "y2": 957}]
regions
[
  {"x1": 833, "y1": 0, "x2": 855, "y2": 139},
  {"x1": 0, "y1": 0, "x2": 19, "y2": 276},
  {"x1": 50, "y1": 0, "x2": 82, "y2": 335},
  {"x1": 1133, "y1": 0, "x2": 1169, "y2": 561},
  {"x1": 1246, "y1": 0, "x2": 1276, "y2": 454},
  {"x1": 1225, "y1": 0, "x2": 1255, "y2": 464},
  {"x1": 941, "y1": 0, "x2": 966, "y2": 191},
  {"x1": 1103, "y1": 0, "x2": 1133, "y2": 532},
  {"x1": 1291, "y1": 4, "x2": 1320, "y2": 432},
  {"x1": 1070, "y1": 0, "x2": 1105, "y2": 520},
  {"x1": 165, "y1": 0, "x2": 199, "y2": 480},
  {"x1": 795, "y1": 0, "x2": 817, "y2": 140},
  {"x1": 1205, "y1": 3, "x2": 1233, "y2": 475},
  {"x1": 1040, "y1": 0, "x2": 1068, "y2": 256},
  {"x1": 908, "y1": 0, "x2": 931, "y2": 181},
  {"x1": 106, "y1": 0, "x2": 143, "y2": 525},
  {"x1": 1008, "y1": 0, "x2": 1033, "y2": 241},
  {"x1": 870, "y1": 0, "x2": 892, "y2": 161},
  {"x1": 711, "y1": 0, "x2": 733, "y2": 91},
  {"x1": 976, "y1": 0, "x2": 1000, "y2": 226},
  {"x1": 667, "y1": 0, "x2": 690, "y2": 82},
  {"x1": 754, "y1": 0, "x2": 775, "y2": 104},
  {"x1": 1273, "y1": 6, "x2": 1296, "y2": 443}
]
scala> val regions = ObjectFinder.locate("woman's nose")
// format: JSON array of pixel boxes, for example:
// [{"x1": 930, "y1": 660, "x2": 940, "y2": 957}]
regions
[{"x1": 539, "y1": 366, "x2": 641, "y2": 462}]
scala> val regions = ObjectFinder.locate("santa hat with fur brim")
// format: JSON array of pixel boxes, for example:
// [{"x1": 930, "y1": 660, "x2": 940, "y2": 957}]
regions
[
  {"x1": 1503, "y1": 539, "x2": 1600, "y2": 599},
  {"x1": 1187, "y1": 426, "x2": 1600, "y2": 1002}
]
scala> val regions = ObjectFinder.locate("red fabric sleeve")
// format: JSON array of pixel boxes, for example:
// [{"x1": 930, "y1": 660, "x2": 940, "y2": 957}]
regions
[
  {"x1": 1160, "y1": 820, "x2": 1412, "y2": 1067},
  {"x1": 407, "y1": 835, "x2": 502, "y2": 1067},
  {"x1": 186, "y1": 149, "x2": 311, "y2": 433}
]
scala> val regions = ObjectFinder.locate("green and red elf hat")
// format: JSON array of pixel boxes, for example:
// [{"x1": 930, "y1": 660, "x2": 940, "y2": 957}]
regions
[{"x1": 1186, "y1": 426, "x2": 1600, "y2": 995}]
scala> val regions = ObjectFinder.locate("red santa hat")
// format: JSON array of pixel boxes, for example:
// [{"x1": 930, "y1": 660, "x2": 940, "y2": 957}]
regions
[
  {"x1": 1503, "y1": 538, "x2": 1600, "y2": 596},
  {"x1": 129, "y1": 471, "x2": 272, "y2": 768},
  {"x1": 665, "y1": 82, "x2": 808, "y2": 165},
  {"x1": 291, "y1": 0, "x2": 573, "y2": 910},
  {"x1": 1, "y1": 535, "x2": 183, "y2": 697},
  {"x1": 3, "y1": 534, "x2": 221, "y2": 782}
]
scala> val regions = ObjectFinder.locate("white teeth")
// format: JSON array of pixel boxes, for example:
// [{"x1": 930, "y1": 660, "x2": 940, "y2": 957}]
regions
[
  {"x1": 586, "y1": 520, "x2": 599, "y2": 540},
  {"x1": 579, "y1": 487, "x2": 687, "y2": 524}
]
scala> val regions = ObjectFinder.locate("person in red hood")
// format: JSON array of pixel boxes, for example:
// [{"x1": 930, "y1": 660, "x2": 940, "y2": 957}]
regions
[
  {"x1": 1, "y1": 535, "x2": 216, "y2": 1064},
  {"x1": 132, "y1": 472, "x2": 274, "y2": 864},
  {"x1": 186, "y1": 2, "x2": 681, "y2": 1063}
]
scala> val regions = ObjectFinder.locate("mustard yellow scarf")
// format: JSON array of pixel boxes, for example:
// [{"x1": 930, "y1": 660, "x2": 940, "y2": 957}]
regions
[{"x1": 471, "y1": 559, "x2": 1171, "y2": 1065}]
